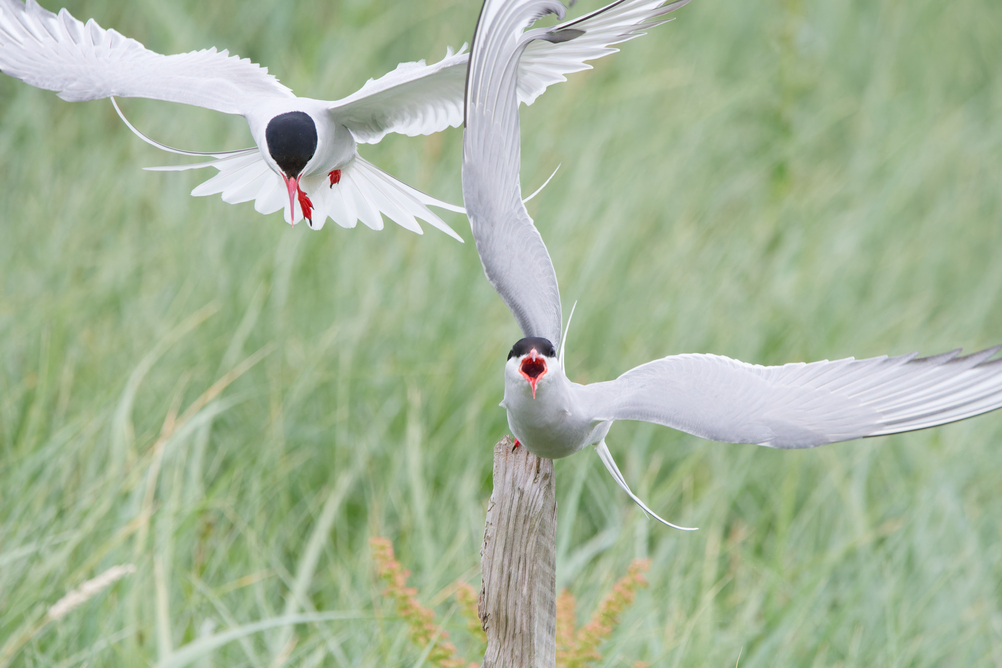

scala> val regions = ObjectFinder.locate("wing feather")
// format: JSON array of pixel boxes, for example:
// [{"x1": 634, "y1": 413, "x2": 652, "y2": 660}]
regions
[
  {"x1": 0, "y1": 0, "x2": 292, "y2": 114},
  {"x1": 462, "y1": 0, "x2": 568, "y2": 348},
  {"x1": 331, "y1": 0, "x2": 690, "y2": 146},
  {"x1": 461, "y1": 0, "x2": 692, "y2": 347},
  {"x1": 517, "y1": 0, "x2": 691, "y2": 105},
  {"x1": 328, "y1": 45, "x2": 470, "y2": 144},
  {"x1": 579, "y1": 348, "x2": 1002, "y2": 448}
]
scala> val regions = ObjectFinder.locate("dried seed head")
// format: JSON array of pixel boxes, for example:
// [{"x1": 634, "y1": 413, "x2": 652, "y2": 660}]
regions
[{"x1": 47, "y1": 564, "x2": 137, "y2": 622}]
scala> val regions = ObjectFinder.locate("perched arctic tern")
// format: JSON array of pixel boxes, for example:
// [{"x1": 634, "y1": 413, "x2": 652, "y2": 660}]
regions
[
  {"x1": 0, "y1": 0, "x2": 689, "y2": 236},
  {"x1": 463, "y1": 0, "x2": 1002, "y2": 530}
]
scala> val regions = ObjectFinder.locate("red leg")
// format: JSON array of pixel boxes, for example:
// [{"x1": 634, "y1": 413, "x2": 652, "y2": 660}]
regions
[{"x1": 328, "y1": 169, "x2": 341, "y2": 187}]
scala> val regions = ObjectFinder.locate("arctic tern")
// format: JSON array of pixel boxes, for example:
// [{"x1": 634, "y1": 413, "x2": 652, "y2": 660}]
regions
[
  {"x1": 462, "y1": 0, "x2": 1002, "y2": 530},
  {"x1": 0, "y1": 0, "x2": 689, "y2": 236}
]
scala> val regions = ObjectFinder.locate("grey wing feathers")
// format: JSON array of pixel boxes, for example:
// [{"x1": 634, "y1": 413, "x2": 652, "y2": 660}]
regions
[
  {"x1": 462, "y1": 0, "x2": 567, "y2": 348},
  {"x1": 580, "y1": 347, "x2": 1002, "y2": 448},
  {"x1": 518, "y1": 0, "x2": 691, "y2": 105},
  {"x1": 0, "y1": 0, "x2": 292, "y2": 115},
  {"x1": 331, "y1": 0, "x2": 690, "y2": 143},
  {"x1": 328, "y1": 46, "x2": 470, "y2": 144}
]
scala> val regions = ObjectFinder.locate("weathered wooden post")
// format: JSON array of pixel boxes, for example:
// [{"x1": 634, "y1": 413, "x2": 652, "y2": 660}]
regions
[{"x1": 479, "y1": 436, "x2": 557, "y2": 668}]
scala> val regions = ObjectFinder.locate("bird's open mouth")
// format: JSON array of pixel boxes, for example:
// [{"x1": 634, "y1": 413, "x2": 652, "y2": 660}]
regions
[{"x1": 519, "y1": 353, "x2": 547, "y2": 399}]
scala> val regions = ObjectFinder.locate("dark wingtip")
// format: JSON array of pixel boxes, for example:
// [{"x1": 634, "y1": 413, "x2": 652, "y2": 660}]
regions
[{"x1": 543, "y1": 27, "x2": 585, "y2": 43}]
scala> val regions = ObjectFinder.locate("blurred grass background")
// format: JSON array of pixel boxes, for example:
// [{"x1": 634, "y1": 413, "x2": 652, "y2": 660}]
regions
[{"x1": 2, "y1": 0, "x2": 1002, "y2": 665}]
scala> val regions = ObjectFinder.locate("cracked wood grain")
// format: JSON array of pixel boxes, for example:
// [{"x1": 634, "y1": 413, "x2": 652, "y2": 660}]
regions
[{"x1": 479, "y1": 435, "x2": 557, "y2": 668}]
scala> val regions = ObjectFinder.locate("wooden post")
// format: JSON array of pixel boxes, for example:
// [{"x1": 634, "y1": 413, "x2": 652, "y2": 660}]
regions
[{"x1": 479, "y1": 436, "x2": 557, "y2": 668}]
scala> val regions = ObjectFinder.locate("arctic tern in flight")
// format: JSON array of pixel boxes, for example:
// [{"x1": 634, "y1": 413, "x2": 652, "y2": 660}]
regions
[
  {"x1": 463, "y1": 0, "x2": 1002, "y2": 530},
  {"x1": 0, "y1": 0, "x2": 688, "y2": 237}
]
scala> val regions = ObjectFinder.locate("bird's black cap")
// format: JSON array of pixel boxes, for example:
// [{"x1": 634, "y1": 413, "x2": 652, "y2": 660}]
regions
[
  {"x1": 266, "y1": 111, "x2": 318, "y2": 177},
  {"x1": 507, "y1": 337, "x2": 556, "y2": 361}
]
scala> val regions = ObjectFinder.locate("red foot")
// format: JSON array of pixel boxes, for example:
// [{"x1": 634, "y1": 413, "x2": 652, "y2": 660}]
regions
[
  {"x1": 297, "y1": 187, "x2": 314, "y2": 224},
  {"x1": 512, "y1": 437, "x2": 521, "y2": 452},
  {"x1": 328, "y1": 169, "x2": 342, "y2": 187}
]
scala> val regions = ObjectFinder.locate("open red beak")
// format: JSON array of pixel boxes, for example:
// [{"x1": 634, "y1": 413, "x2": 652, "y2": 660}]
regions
[{"x1": 519, "y1": 349, "x2": 547, "y2": 399}]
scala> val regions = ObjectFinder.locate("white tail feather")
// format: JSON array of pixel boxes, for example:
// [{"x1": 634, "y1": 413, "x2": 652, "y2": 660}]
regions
[
  {"x1": 111, "y1": 97, "x2": 255, "y2": 158},
  {"x1": 523, "y1": 163, "x2": 560, "y2": 204},
  {"x1": 559, "y1": 300, "x2": 577, "y2": 372},
  {"x1": 344, "y1": 157, "x2": 464, "y2": 240},
  {"x1": 595, "y1": 439, "x2": 697, "y2": 531}
]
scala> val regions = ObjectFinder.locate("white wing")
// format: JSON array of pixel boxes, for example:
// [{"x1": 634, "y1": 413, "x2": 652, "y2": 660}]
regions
[
  {"x1": 0, "y1": 0, "x2": 293, "y2": 115},
  {"x1": 517, "y1": 0, "x2": 691, "y2": 105},
  {"x1": 579, "y1": 347, "x2": 1002, "y2": 448},
  {"x1": 328, "y1": 45, "x2": 470, "y2": 144},
  {"x1": 462, "y1": 0, "x2": 568, "y2": 348},
  {"x1": 330, "y1": 0, "x2": 690, "y2": 146}
]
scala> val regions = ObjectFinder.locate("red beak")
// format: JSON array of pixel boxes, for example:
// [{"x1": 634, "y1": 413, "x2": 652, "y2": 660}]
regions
[
  {"x1": 283, "y1": 174, "x2": 301, "y2": 225},
  {"x1": 519, "y1": 349, "x2": 547, "y2": 399}
]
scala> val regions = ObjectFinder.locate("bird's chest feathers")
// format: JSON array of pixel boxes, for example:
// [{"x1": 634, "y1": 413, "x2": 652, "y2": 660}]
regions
[{"x1": 504, "y1": 381, "x2": 593, "y2": 459}]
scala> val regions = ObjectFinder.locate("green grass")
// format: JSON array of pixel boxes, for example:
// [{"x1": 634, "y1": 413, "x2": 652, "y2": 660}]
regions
[{"x1": 2, "y1": 0, "x2": 1002, "y2": 665}]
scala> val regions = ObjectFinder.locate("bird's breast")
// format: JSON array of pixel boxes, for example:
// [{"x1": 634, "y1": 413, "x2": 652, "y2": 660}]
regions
[{"x1": 504, "y1": 387, "x2": 595, "y2": 460}]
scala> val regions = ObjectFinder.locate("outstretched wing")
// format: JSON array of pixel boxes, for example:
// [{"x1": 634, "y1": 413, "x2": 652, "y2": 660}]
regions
[
  {"x1": 462, "y1": 0, "x2": 568, "y2": 348},
  {"x1": 0, "y1": 0, "x2": 292, "y2": 115},
  {"x1": 331, "y1": 0, "x2": 690, "y2": 146},
  {"x1": 579, "y1": 347, "x2": 1002, "y2": 448},
  {"x1": 517, "y1": 0, "x2": 691, "y2": 105},
  {"x1": 328, "y1": 45, "x2": 470, "y2": 144}
]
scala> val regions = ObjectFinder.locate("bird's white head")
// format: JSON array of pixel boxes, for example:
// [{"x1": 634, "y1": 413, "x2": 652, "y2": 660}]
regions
[{"x1": 505, "y1": 337, "x2": 557, "y2": 400}]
